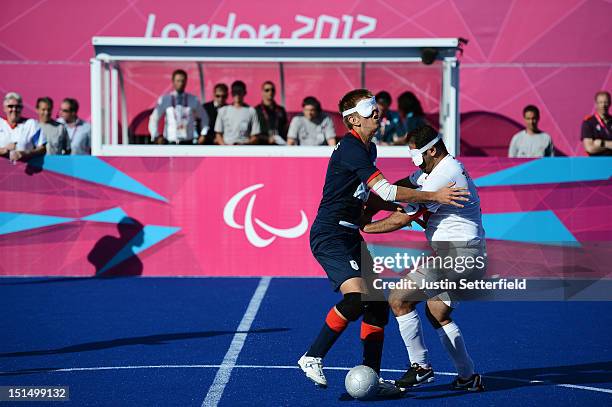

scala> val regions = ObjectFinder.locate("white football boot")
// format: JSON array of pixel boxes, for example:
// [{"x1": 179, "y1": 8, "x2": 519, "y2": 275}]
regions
[{"x1": 298, "y1": 354, "x2": 328, "y2": 388}]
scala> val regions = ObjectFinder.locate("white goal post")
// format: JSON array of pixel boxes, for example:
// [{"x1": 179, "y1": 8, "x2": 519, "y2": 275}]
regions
[{"x1": 90, "y1": 37, "x2": 462, "y2": 157}]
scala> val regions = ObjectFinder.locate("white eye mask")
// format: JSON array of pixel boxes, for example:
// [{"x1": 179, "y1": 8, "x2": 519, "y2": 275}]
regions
[
  {"x1": 409, "y1": 134, "x2": 442, "y2": 166},
  {"x1": 342, "y1": 97, "x2": 377, "y2": 118}
]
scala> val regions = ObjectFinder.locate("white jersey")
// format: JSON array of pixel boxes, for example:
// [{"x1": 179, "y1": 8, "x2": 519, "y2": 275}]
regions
[
  {"x1": 0, "y1": 118, "x2": 46, "y2": 151},
  {"x1": 409, "y1": 155, "x2": 484, "y2": 242},
  {"x1": 148, "y1": 91, "x2": 209, "y2": 143}
]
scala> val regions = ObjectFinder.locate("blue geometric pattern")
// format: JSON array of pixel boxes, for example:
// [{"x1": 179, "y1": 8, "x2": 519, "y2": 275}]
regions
[
  {"x1": 81, "y1": 207, "x2": 131, "y2": 224},
  {"x1": 483, "y1": 210, "x2": 579, "y2": 246},
  {"x1": 98, "y1": 225, "x2": 181, "y2": 275},
  {"x1": 26, "y1": 156, "x2": 168, "y2": 202},
  {"x1": 0, "y1": 212, "x2": 76, "y2": 235},
  {"x1": 401, "y1": 210, "x2": 579, "y2": 246},
  {"x1": 475, "y1": 157, "x2": 612, "y2": 187}
]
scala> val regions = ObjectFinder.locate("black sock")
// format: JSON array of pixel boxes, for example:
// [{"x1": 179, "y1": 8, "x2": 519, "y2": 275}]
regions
[
  {"x1": 362, "y1": 339, "x2": 384, "y2": 374},
  {"x1": 306, "y1": 324, "x2": 342, "y2": 358},
  {"x1": 306, "y1": 307, "x2": 348, "y2": 357}
]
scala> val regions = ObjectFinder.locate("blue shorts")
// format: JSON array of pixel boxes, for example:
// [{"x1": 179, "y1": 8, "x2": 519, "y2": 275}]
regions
[{"x1": 310, "y1": 224, "x2": 373, "y2": 291}]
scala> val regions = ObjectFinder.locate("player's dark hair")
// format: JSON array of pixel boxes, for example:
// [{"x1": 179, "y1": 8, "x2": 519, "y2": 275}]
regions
[
  {"x1": 523, "y1": 104, "x2": 540, "y2": 119},
  {"x1": 397, "y1": 91, "x2": 424, "y2": 117},
  {"x1": 36, "y1": 96, "x2": 53, "y2": 108},
  {"x1": 214, "y1": 83, "x2": 228, "y2": 93},
  {"x1": 595, "y1": 90, "x2": 611, "y2": 101},
  {"x1": 408, "y1": 125, "x2": 447, "y2": 153},
  {"x1": 62, "y1": 98, "x2": 79, "y2": 113},
  {"x1": 339, "y1": 88, "x2": 373, "y2": 129},
  {"x1": 172, "y1": 69, "x2": 188, "y2": 80},
  {"x1": 302, "y1": 96, "x2": 321, "y2": 111},
  {"x1": 375, "y1": 91, "x2": 392, "y2": 106}
]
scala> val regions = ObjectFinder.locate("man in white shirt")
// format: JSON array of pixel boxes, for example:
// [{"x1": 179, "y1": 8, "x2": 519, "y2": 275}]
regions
[
  {"x1": 361, "y1": 125, "x2": 486, "y2": 392},
  {"x1": 0, "y1": 92, "x2": 46, "y2": 162},
  {"x1": 57, "y1": 98, "x2": 91, "y2": 155},
  {"x1": 149, "y1": 69, "x2": 209, "y2": 145},
  {"x1": 508, "y1": 105, "x2": 553, "y2": 157},
  {"x1": 214, "y1": 81, "x2": 261, "y2": 145}
]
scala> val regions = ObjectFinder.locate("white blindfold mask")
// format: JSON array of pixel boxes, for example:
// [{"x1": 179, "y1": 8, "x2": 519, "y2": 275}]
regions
[
  {"x1": 342, "y1": 97, "x2": 377, "y2": 118},
  {"x1": 409, "y1": 134, "x2": 442, "y2": 166}
]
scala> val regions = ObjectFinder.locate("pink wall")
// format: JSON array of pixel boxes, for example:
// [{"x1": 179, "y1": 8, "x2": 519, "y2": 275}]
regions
[
  {"x1": 1, "y1": 157, "x2": 610, "y2": 278},
  {"x1": 1, "y1": 1, "x2": 611, "y2": 155}
]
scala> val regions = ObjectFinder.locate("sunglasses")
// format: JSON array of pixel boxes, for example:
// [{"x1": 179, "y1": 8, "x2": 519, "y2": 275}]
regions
[
  {"x1": 6, "y1": 104, "x2": 22, "y2": 110},
  {"x1": 60, "y1": 108, "x2": 74, "y2": 113},
  {"x1": 214, "y1": 94, "x2": 227, "y2": 98},
  {"x1": 263, "y1": 88, "x2": 275, "y2": 93}
]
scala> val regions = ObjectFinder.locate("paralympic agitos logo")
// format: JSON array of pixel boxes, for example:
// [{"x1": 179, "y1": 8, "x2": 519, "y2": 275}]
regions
[{"x1": 223, "y1": 184, "x2": 309, "y2": 248}]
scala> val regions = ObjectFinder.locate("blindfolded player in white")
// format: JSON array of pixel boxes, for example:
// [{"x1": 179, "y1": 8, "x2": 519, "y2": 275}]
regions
[{"x1": 360, "y1": 125, "x2": 486, "y2": 392}]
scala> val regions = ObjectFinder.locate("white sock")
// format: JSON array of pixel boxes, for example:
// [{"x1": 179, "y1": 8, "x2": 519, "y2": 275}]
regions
[
  {"x1": 437, "y1": 321, "x2": 474, "y2": 379},
  {"x1": 396, "y1": 310, "x2": 429, "y2": 367}
]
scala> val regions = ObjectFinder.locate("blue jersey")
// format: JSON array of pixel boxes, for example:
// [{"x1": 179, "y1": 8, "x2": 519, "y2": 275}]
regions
[{"x1": 313, "y1": 131, "x2": 380, "y2": 230}]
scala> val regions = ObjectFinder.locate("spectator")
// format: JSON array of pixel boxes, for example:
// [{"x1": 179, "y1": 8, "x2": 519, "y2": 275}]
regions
[
  {"x1": 36, "y1": 97, "x2": 68, "y2": 155},
  {"x1": 148, "y1": 69, "x2": 209, "y2": 145},
  {"x1": 0, "y1": 92, "x2": 46, "y2": 161},
  {"x1": 201, "y1": 83, "x2": 228, "y2": 144},
  {"x1": 214, "y1": 80, "x2": 261, "y2": 145},
  {"x1": 58, "y1": 98, "x2": 91, "y2": 155},
  {"x1": 287, "y1": 96, "x2": 336, "y2": 146},
  {"x1": 255, "y1": 81, "x2": 288, "y2": 145},
  {"x1": 581, "y1": 91, "x2": 612, "y2": 156},
  {"x1": 373, "y1": 90, "x2": 402, "y2": 145},
  {"x1": 508, "y1": 105, "x2": 554, "y2": 157},
  {"x1": 395, "y1": 91, "x2": 428, "y2": 144}
]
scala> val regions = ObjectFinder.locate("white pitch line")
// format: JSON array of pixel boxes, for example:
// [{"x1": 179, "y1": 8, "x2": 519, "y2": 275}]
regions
[
  {"x1": 556, "y1": 383, "x2": 612, "y2": 394},
  {"x1": 201, "y1": 277, "x2": 272, "y2": 407},
  {"x1": 2, "y1": 363, "x2": 611, "y2": 395}
]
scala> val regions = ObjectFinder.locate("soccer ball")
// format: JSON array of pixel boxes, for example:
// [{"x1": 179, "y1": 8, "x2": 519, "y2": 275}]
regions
[{"x1": 345, "y1": 365, "x2": 379, "y2": 400}]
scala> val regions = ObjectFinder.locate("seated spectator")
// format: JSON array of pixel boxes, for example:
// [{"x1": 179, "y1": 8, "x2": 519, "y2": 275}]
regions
[
  {"x1": 508, "y1": 105, "x2": 553, "y2": 157},
  {"x1": 255, "y1": 81, "x2": 288, "y2": 145},
  {"x1": 58, "y1": 98, "x2": 91, "y2": 155},
  {"x1": 201, "y1": 82, "x2": 228, "y2": 144},
  {"x1": 214, "y1": 81, "x2": 261, "y2": 145},
  {"x1": 148, "y1": 69, "x2": 209, "y2": 145},
  {"x1": 373, "y1": 90, "x2": 402, "y2": 145},
  {"x1": 287, "y1": 97, "x2": 336, "y2": 146},
  {"x1": 0, "y1": 92, "x2": 46, "y2": 161},
  {"x1": 581, "y1": 90, "x2": 611, "y2": 156},
  {"x1": 37, "y1": 97, "x2": 68, "y2": 155},
  {"x1": 395, "y1": 91, "x2": 428, "y2": 145}
]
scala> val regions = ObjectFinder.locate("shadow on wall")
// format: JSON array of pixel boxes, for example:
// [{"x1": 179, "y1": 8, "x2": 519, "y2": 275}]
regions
[{"x1": 87, "y1": 217, "x2": 145, "y2": 278}]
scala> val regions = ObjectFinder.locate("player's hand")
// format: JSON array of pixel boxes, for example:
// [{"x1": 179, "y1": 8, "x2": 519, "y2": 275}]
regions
[
  {"x1": 384, "y1": 210, "x2": 413, "y2": 228},
  {"x1": 9, "y1": 150, "x2": 22, "y2": 162},
  {"x1": 434, "y1": 182, "x2": 470, "y2": 208}
]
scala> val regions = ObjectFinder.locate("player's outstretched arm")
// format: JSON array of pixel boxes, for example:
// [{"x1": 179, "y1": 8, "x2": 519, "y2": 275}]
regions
[
  {"x1": 398, "y1": 182, "x2": 469, "y2": 208},
  {"x1": 360, "y1": 210, "x2": 413, "y2": 234},
  {"x1": 364, "y1": 193, "x2": 403, "y2": 217},
  {"x1": 367, "y1": 173, "x2": 469, "y2": 208}
]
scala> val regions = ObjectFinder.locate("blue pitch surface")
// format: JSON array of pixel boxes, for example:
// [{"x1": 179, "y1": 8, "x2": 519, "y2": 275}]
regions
[{"x1": 1, "y1": 277, "x2": 611, "y2": 406}]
